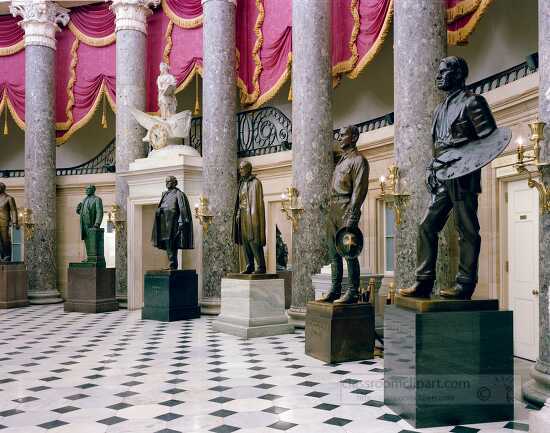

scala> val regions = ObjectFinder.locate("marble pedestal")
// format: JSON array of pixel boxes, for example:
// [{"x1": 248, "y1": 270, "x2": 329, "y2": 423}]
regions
[
  {"x1": 305, "y1": 301, "x2": 374, "y2": 363},
  {"x1": 142, "y1": 270, "x2": 200, "y2": 322},
  {"x1": 65, "y1": 264, "x2": 117, "y2": 313},
  {"x1": 0, "y1": 262, "x2": 28, "y2": 309},
  {"x1": 213, "y1": 274, "x2": 294, "y2": 339},
  {"x1": 384, "y1": 299, "x2": 514, "y2": 429}
]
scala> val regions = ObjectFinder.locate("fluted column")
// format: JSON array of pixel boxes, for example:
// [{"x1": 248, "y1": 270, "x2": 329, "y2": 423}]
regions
[
  {"x1": 393, "y1": 0, "x2": 447, "y2": 290},
  {"x1": 523, "y1": 0, "x2": 550, "y2": 412},
  {"x1": 201, "y1": 0, "x2": 238, "y2": 315},
  {"x1": 289, "y1": 0, "x2": 333, "y2": 327},
  {"x1": 110, "y1": 0, "x2": 159, "y2": 308},
  {"x1": 10, "y1": 0, "x2": 69, "y2": 304}
]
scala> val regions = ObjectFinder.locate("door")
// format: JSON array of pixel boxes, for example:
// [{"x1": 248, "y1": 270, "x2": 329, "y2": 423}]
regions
[{"x1": 507, "y1": 179, "x2": 539, "y2": 360}]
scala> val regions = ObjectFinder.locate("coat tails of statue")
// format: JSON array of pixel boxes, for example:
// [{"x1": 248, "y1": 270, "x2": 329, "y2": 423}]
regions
[
  {"x1": 152, "y1": 176, "x2": 194, "y2": 270},
  {"x1": 0, "y1": 183, "x2": 19, "y2": 262},
  {"x1": 401, "y1": 56, "x2": 511, "y2": 300},
  {"x1": 233, "y1": 161, "x2": 267, "y2": 274},
  {"x1": 319, "y1": 125, "x2": 369, "y2": 305},
  {"x1": 76, "y1": 185, "x2": 106, "y2": 267}
]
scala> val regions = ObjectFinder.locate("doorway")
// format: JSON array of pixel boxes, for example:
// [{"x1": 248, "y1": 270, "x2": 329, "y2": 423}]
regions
[{"x1": 507, "y1": 179, "x2": 539, "y2": 361}]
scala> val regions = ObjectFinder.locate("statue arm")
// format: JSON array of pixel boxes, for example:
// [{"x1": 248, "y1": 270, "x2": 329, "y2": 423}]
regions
[
  {"x1": 467, "y1": 94, "x2": 497, "y2": 139},
  {"x1": 344, "y1": 158, "x2": 370, "y2": 227},
  {"x1": 94, "y1": 199, "x2": 104, "y2": 227},
  {"x1": 177, "y1": 191, "x2": 188, "y2": 225},
  {"x1": 8, "y1": 197, "x2": 18, "y2": 228},
  {"x1": 76, "y1": 202, "x2": 82, "y2": 215}
]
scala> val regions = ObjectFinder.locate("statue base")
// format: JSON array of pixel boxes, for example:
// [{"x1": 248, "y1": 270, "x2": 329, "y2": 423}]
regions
[
  {"x1": 142, "y1": 270, "x2": 200, "y2": 321},
  {"x1": 213, "y1": 274, "x2": 294, "y2": 338},
  {"x1": 305, "y1": 301, "x2": 374, "y2": 363},
  {"x1": 65, "y1": 264, "x2": 117, "y2": 313},
  {"x1": 384, "y1": 302, "x2": 514, "y2": 428},
  {"x1": 0, "y1": 262, "x2": 28, "y2": 309}
]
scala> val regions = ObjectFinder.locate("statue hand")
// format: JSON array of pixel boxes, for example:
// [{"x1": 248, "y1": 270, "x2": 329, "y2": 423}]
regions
[{"x1": 93, "y1": 223, "x2": 100, "y2": 229}]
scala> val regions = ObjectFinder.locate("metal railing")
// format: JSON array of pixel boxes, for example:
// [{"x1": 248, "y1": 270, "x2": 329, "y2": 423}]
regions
[{"x1": 1, "y1": 54, "x2": 538, "y2": 177}]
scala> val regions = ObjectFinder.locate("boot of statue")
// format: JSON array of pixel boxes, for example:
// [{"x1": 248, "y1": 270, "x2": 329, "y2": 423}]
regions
[
  {"x1": 440, "y1": 282, "x2": 475, "y2": 300},
  {"x1": 400, "y1": 280, "x2": 433, "y2": 298},
  {"x1": 334, "y1": 286, "x2": 359, "y2": 304}
]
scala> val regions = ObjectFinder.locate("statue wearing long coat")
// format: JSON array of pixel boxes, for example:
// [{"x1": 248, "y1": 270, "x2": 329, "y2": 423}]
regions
[
  {"x1": 77, "y1": 194, "x2": 103, "y2": 240},
  {"x1": 233, "y1": 175, "x2": 266, "y2": 246},
  {"x1": 152, "y1": 187, "x2": 194, "y2": 251}
]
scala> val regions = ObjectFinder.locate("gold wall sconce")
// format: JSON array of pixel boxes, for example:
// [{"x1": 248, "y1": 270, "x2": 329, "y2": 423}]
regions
[
  {"x1": 386, "y1": 281, "x2": 396, "y2": 305},
  {"x1": 18, "y1": 208, "x2": 34, "y2": 241},
  {"x1": 379, "y1": 165, "x2": 410, "y2": 225},
  {"x1": 194, "y1": 195, "x2": 213, "y2": 232},
  {"x1": 515, "y1": 121, "x2": 550, "y2": 214},
  {"x1": 106, "y1": 205, "x2": 125, "y2": 234},
  {"x1": 281, "y1": 186, "x2": 304, "y2": 230}
]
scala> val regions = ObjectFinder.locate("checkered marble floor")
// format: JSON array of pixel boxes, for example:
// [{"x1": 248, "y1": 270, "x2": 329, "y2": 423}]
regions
[{"x1": 0, "y1": 305, "x2": 535, "y2": 433}]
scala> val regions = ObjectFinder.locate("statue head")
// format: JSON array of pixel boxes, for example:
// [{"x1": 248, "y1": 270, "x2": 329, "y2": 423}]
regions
[
  {"x1": 166, "y1": 176, "x2": 178, "y2": 190},
  {"x1": 159, "y1": 62, "x2": 169, "y2": 74},
  {"x1": 437, "y1": 56, "x2": 468, "y2": 92},
  {"x1": 85, "y1": 185, "x2": 96, "y2": 196},
  {"x1": 0, "y1": 183, "x2": 5, "y2": 194},
  {"x1": 239, "y1": 160, "x2": 253, "y2": 179},
  {"x1": 339, "y1": 125, "x2": 360, "y2": 151}
]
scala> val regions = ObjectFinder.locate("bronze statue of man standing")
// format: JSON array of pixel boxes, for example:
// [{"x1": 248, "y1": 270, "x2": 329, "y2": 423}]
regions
[
  {"x1": 76, "y1": 185, "x2": 105, "y2": 266},
  {"x1": 319, "y1": 125, "x2": 369, "y2": 304},
  {"x1": 0, "y1": 182, "x2": 19, "y2": 262},
  {"x1": 401, "y1": 56, "x2": 502, "y2": 300},
  {"x1": 233, "y1": 161, "x2": 266, "y2": 274},
  {"x1": 152, "y1": 176, "x2": 194, "y2": 270}
]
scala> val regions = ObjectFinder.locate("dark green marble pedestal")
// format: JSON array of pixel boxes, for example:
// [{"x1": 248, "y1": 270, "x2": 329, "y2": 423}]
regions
[
  {"x1": 65, "y1": 264, "x2": 117, "y2": 313},
  {"x1": 142, "y1": 270, "x2": 200, "y2": 322},
  {"x1": 384, "y1": 301, "x2": 514, "y2": 429},
  {"x1": 305, "y1": 301, "x2": 374, "y2": 363}
]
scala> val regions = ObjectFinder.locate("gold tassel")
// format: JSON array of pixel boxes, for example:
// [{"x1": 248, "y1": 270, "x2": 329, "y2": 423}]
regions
[
  {"x1": 288, "y1": 83, "x2": 293, "y2": 102},
  {"x1": 101, "y1": 92, "x2": 108, "y2": 129},
  {"x1": 193, "y1": 73, "x2": 201, "y2": 116},
  {"x1": 3, "y1": 103, "x2": 8, "y2": 135}
]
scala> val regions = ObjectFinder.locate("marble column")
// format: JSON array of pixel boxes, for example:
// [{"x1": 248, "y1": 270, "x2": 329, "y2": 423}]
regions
[
  {"x1": 10, "y1": 0, "x2": 69, "y2": 304},
  {"x1": 523, "y1": 0, "x2": 550, "y2": 411},
  {"x1": 201, "y1": 0, "x2": 238, "y2": 315},
  {"x1": 393, "y1": 0, "x2": 448, "y2": 290},
  {"x1": 289, "y1": 0, "x2": 333, "y2": 327},
  {"x1": 110, "y1": 0, "x2": 159, "y2": 308}
]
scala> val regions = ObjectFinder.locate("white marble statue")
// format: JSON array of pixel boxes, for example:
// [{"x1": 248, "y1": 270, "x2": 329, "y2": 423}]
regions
[{"x1": 131, "y1": 62, "x2": 196, "y2": 155}]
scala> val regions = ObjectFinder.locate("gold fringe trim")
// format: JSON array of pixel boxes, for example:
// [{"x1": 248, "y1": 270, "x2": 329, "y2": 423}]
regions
[
  {"x1": 447, "y1": 0, "x2": 482, "y2": 23},
  {"x1": 101, "y1": 92, "x2": 108, "y2": 128},
  {"x1": 68, "y1": 22, "x2": 115, "y2": 47},
  {"x1": 0, "y1": 91, "x2": 25, "y2": 131},
  {"x1": 447, "y1": 0, "x2": 494, "y2": 45},
  {"x1": 162, "y1": 0, "x2": 203, "y2": 29},
  {"x1": 250, "y1": 52, "x2": 292, "y2": 110},
  {"x1": 163, "y1": 20, "x2": 174, "y2": 64},
  {"x1": 239, "y1": 0, "x2": 265, "y2": 105},
  {"x1": 332, "y1": 0, "x2": 360, "y2": 76},
  {"x1": 175, "y1": 63, "x2": 202, "y2": 94},
  {"x1": 193, "y1": 73, "x2": 201, "y2": 116},
  {"x1": 3, "y1": 96, "x2": 8, "y2": 135},
  {"x1": 56, "y1": 38, "x2": 79, "y2": 130},
  {"x1": 348, "y1": 0, "x2": 393, "y2": 79},
  {"x1": 56, "y1": 82, "x2": 115, "y2": 145},
  {"x1": 0, "y1": 39, "x2": 24, "y2": 57}
]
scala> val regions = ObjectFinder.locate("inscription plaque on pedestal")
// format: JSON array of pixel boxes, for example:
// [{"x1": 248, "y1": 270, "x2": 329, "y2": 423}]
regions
[{"x1": 305, "y1": 301, "x2": 374, "y2": 363}]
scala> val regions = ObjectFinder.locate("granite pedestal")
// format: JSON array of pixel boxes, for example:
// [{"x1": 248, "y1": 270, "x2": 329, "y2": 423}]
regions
[
  {"x1": 384, "y1": 297, "x2": 514, "y2": 429},
  {"x1": 0, "y1": 262, "x2": 28, "y2": 309},
  {"x1": 213, "y1": 274, "x2": 294, "y2": 339},
  {"x1": 142, "y1": 270, "x2": 200, "y2": 321},
  {"x1": 65, "y1": 263, "x2": 117, "y2": 313},
  {"x1": 305, "y1": 301, "x2": 375, "y2": 363}
]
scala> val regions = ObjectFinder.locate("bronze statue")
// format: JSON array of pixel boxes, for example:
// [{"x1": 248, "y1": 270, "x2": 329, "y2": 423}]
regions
[
  {"x1": 0, "y1": 182, "x2": 19, "y2": 262},
  {"x1": 76, "y1": 185, "x2": 105, "y2": 266},
  {"x1": 233, "y1": 161, "x2": 266, "y2": 274},
  {"x1": 319, "y1": 125, "x2": 369, "y2": 304},
  {"x1": 152, "y1": 176, "x2": 194, "y2": 270},
  {"x1": 401, "y1": 56, "x2": 507, "y2": 300}
]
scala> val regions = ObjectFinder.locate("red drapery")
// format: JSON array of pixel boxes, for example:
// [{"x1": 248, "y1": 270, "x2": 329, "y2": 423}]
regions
[{"x1": 0, "y1": 0, "x2": 493, "y2": 144}]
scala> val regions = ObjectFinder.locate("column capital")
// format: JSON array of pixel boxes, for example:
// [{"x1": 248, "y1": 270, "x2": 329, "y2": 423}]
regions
[
  {"x1": 202, "y1": 0, "x2": 237, "y2": 7},
  {"x1": 10, "y1": 0, "x2": 70, "y2": 50},
  {"x1": 108, "y1": 0, "x2": 161, "y2": 34}
]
